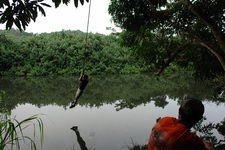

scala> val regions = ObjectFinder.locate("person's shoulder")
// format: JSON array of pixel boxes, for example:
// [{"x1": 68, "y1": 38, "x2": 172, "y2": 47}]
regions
[
  {"x1": 160, "y1": 117, "x2": 176, "y2": 122},
  {"x1": 157, "y1": 117, "x2": 177, "y2": 126}
]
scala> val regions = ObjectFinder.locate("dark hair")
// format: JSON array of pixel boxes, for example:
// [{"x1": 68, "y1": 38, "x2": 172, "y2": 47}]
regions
[
  {"x1": 179, "y1": 98, "x2": 204, "y2": 123},
  {"x1": 83, "y1": 74, "x2": 88, "y2": 80}
]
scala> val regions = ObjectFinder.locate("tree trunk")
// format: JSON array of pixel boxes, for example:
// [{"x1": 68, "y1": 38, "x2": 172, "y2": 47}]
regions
[
  {"x1": 156, "y1": 39, "x2": 225, "y2": 76},
  {"x1": 184, "y1": 0, "x2": 225, "y2": 71},
  {"x1": 198, "y1": 41, "x2": 225, "y2": 72}
]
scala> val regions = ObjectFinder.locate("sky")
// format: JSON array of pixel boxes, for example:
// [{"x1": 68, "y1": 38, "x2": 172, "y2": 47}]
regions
[{"x1": 0, "y1": 0, "x2": 118, "y2": 35}]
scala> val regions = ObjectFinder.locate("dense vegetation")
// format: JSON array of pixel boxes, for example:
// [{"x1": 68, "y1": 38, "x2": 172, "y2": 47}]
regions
[
  {"x1": 2, "y1": 0, "x2": 225, "y2": 81},
  {"x1": 0, "y1": 29, "x2": 154, "y2": 76},
  {"x1": 108, "y1": 0, "x2": 225, "y2": 80},
  {"x1": 1, "y1": 1, "x2": 225, "y2": 149}
]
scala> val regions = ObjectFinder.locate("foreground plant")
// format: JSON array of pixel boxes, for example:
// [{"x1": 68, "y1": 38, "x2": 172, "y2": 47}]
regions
[{"x1": 0, "y1": 111, "x2": 44, "y2": 150}]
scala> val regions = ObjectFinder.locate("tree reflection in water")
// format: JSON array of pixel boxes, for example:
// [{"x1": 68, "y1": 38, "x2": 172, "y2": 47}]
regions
[{"x1": 0, "y1": 72, "x2": 225, "y2": 149}]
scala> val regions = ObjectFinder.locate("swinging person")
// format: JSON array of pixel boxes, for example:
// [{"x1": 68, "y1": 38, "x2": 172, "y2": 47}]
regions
[{"x1": 70, "y1": 69, "x2": 89, "y2": 108}]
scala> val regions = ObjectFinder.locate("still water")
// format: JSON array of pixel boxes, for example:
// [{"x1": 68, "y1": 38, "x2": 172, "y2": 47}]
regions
[{"x1": 0, "y1": 72, "x2": 225, "y2": 150}]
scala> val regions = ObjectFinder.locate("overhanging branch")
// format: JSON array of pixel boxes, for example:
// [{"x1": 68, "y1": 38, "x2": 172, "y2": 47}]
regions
[
  {"x1": 155, "y1": 38, "x2": 225, "y2": 75},
  {"x1": 155, "y1": 40, "x2": 194, "y2": 75},
  {"x1": 183, "y1": 0, "x2": 225, "y2": 53},
  {"x1": 195, "y1": 40, "x2": 225, "y2": 72}
]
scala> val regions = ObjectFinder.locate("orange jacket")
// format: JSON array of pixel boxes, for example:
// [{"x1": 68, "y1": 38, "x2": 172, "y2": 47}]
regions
[{"x1": 148, "y1": 117, "x2": 208, "y2": 150}]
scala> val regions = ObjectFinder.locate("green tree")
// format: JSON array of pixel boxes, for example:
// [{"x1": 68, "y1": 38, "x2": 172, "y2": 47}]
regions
[
  {"x1": 0, "y1": 33, "x2": 20, "y2": 74},
  {"x1": 108, "y1": 0, "x2": 225, "y2": 79},
  {"x1": 0, "y1": 0, "x2": 89, "y2": 31},
  {"x1": 0, "y1": 29, "x2": 144, "y2": 75}
]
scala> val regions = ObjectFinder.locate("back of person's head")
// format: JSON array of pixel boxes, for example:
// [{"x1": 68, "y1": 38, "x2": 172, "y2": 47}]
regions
[
  {"x1": 179, "y1": 98, "x2": 204, "y2": 125},
  {"x1": 83, "y1": 74, "x2": 88, "y2": 80}
]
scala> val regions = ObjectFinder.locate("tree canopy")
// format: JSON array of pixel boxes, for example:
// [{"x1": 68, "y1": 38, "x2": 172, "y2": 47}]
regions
[
  {"x1": 0, "y1": 29, "x2": 151, "y2": 75},
  {"x1": 1, "y1": 0, "x2": 225, "y2": 80},
  {"x1": 0, "y1": 0, "x2": 89, "y2": 31},
  {"x1": 108, "y1": 0, "x2": 225, "y2": 79}
]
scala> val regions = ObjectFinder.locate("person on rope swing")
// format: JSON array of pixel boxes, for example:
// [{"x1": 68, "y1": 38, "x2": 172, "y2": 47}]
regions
[{"x1": 70, "y1": 69, "x2": 89, "y2": 108}]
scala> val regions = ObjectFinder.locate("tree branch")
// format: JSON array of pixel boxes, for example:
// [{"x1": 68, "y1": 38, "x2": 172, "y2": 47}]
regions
[
  {"x1": 155, "y1": 38, "x2": 225, "y2": 76},
  {"x1": 194, "y1": 40, "x2": 225, "y2": 71},
  {"x1": 183, "y1": 0, "x2": 225, "y2": 54},
  {"x1": 155, "y1": 40, "x2": 194, "y2": 75}
]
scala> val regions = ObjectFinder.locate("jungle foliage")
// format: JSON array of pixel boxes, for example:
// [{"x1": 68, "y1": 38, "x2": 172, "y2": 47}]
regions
[
  {"x1": 108, "y1": 0, "x2": 225, "y2": 80},
  {"x1": 0, "y1": 29, "x2": 153, "y2": 76}
]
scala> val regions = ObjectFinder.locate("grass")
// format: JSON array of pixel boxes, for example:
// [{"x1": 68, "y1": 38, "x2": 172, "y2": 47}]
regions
[{"x1": 0, "y1": 91, "x2": 44, "y2": 150}]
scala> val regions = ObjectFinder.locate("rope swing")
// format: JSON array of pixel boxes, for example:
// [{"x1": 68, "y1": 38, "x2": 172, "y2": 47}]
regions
[
  {"x1": 86, "y1": 0, "x2": 91, "y2": 44},
  {"x1": 70, "y1": 1, "x2": 91, "y2": 109},
  {"x1": 83, "y1": 0, "x2": 92, "y2": 70}
]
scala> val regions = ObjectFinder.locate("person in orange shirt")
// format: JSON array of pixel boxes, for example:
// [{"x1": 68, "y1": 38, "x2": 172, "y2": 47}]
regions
[{"x1": 148, "y1": 98, "x2": 215, "y2": 150}]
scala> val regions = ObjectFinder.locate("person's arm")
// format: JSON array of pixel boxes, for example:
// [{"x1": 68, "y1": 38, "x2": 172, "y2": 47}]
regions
[
  {"x1": 204, "y1": 142, "x2": 215, "y2": 150},
  {"x1": 79, "y1": 69, "x2": 84, "y2": 80}
]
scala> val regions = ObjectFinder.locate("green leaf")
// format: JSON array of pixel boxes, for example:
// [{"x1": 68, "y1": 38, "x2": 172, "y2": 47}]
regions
[
  {"x1": 6, "y1": 18, "x2": 13, "y2": 30},
  {"x1": 14, "y1": 19, "x2": 21, "y2": 30},
  {"x1": 80, "y1": 0, "x2": 84, "y2": 5},
  {"x1": 52, "y1": 0, "x2": 61, "y2": 8},
  {"x1": 74, "y1": 0, "x2": 78, "y2": 8},
  {"x1": 40, "y1": 3, "x2": 51, "y2": 7},
  {"x1": 38, "y1": 5, "x2": 46, "y2": 16},
  {"x1": 21, "y1": 19, "x2": 27, "y2": 30},
  {"x1": 62, "y1": 0, "x2": 70, "y2": 5}
]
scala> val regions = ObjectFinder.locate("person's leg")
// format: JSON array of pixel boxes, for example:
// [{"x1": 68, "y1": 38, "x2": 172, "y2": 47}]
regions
[
  {"x1": 74, "y1": 88, "x2": 83, "y2": 102},
  {"x1": 70, "y1": 89, "x2": 83, "y2": 108}
]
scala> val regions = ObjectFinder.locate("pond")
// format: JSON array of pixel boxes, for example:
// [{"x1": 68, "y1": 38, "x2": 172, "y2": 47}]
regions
[{"x1": 0, "y1": 72, "x2": 225, "y2": 150}]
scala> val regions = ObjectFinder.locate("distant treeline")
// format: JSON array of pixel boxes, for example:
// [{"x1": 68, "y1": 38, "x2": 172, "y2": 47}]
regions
[{"x1": 0, "y1": 29, "x2": 152, "y2": 76}]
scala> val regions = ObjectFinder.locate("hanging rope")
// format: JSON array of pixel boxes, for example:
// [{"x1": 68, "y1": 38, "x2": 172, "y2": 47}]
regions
[
  {"x1": 83, "y1": 0, "x2": 92, "y2": 70},
  {"x1": 86, "y1": 0, "x2": 91, "y2": 44}
]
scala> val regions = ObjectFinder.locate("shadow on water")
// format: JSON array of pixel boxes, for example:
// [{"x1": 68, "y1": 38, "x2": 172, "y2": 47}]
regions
[
  {"x1": 0, "y1": 71, "x2": 225, "y2": 149},
  {"x1": 71, "y1": 126, "x2": 88, "y2": 150}
]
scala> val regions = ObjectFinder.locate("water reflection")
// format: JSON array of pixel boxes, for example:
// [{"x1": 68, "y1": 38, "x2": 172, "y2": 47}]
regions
[
  {"x1": 1, "y1": 72, "x2": 223, "y2": 111},
  {"x1": 71, "y1": 126, "x2": 88, "y2": 150},
  {"x1": 0, "y1": 72, "x2": 225, "y2": 149}
]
